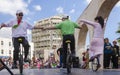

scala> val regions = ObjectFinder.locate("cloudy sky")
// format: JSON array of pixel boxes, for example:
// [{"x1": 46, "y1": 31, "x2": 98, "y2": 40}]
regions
[{"x1": 0, "y1": 0, "x2": 120, "y2": 45}]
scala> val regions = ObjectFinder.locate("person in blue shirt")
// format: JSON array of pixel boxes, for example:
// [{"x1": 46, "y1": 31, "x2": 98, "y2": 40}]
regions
[{"x1": 104, "y1": 38, "x2": 112, "y2": 69}]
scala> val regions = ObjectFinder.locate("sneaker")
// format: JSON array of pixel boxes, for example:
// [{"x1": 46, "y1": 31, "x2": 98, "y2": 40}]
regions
[
  {"x1": 57, "y1": 65, "x2": 62, "y2": 68},
  {"x1": 11, "y1": 64, "x2": 18, "y2": 69},
  {"x1": 62, "y1": 64, "x2": 66, "y2": 68}
]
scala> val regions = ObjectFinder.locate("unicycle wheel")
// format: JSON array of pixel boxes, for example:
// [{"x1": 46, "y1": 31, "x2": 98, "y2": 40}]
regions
[
  {"x1": 66, "y1": 55, "x2": 72, "y2": 73},
  {"x1": 19, "y1": 55, "x2": 23, "y2": 74},
  {"x1": 91, "y1": 57, "x2": 99, "y2": 72}
]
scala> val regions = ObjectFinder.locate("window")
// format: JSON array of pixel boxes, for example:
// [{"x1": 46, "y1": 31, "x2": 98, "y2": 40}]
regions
[
  {"x1": 1, "y1": 49, "x2": 4, "y2": 54},
  {"x1": 1, "y1": 41, "x2": 3, "y2": 45},
  {"x1": 9, "y1": 50, "x2": 11, "y2": 54},
  {"x1": 9, "y1": 42, "x2": 11, "y2": 46}
]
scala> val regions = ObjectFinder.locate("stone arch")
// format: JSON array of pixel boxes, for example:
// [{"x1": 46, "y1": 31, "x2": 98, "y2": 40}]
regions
[{"x1": 76, "y1": 0, "x2": 119, "y2": 58}]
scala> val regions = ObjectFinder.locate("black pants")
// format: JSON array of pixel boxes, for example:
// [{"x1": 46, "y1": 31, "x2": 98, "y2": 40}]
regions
[
  {"x1": 62, "y1": 34, "x2": 75, "y2": 66},
  {"x1": 12, "y1": 37, "x2": 30, "y2": 65},
  {"x1": 104, "y1": 53, "x2": 111, "y2": 68},
  {"x1": 112, "y1": 55, "x2": 118, "y2": 69}
]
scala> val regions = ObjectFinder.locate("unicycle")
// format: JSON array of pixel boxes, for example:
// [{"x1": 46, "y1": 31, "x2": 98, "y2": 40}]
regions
[
  {"x1": 91, "y1": 56, "x2": 100, "y2": 72},
  {"x1": 65, "y1": 40, "x2": 72, "y2": 74},
  {"x1": 18, "y1": 37, "x2": 24, "y2": 75}
]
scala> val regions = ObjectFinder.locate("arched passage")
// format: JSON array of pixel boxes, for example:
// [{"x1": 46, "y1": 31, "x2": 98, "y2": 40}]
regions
[{"x1": 76, "y1": 0, "x2": 119, "y2": 60}]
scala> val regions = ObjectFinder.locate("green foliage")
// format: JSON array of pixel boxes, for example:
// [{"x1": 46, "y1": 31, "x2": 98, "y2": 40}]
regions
[
  {"x1": 116, "y1": 23, "x2": 120, "y2": 44},
  {"x1": 118, "y1": 39, "x2": 120, "y2": 43},
  {"x1": 116, "y1": 22, "x2": 120, "y2": 33},
  {"x1": 116, "y1": 30, "x2": 120, "y2": 33}
]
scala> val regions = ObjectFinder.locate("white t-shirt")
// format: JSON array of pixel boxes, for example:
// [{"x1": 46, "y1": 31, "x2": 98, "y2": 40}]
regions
[{"x1": 5, "y1": 19, "x2": 34, "y2": 38}]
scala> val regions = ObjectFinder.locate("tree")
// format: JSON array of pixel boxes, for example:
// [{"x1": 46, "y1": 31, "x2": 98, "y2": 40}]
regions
[
  {"x1": 116, "y1": 22, "x2": 120, "y2": 43},
  {"x1": 116, "y1": 23, "x2": 120, "y2": 33}
]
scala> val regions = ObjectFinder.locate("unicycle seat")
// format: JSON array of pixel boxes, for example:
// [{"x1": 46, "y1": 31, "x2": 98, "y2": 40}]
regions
[
  {"x1": 65, "y1": 40, "x2": 71, "y2": 43},
  {"x1": 17, "y1": 37, "x2": 25, "y2": 43}
]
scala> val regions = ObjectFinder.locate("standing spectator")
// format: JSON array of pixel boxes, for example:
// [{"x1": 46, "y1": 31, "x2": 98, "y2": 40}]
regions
[
  {"x1": 111, "y1": 40, "x2": 119, "y2": 69},
  {"x1": 104, "y1": 38, "x2": 112, "y2": 69},
  {"x1": 57, "y1": 46, "x2": 63, "y2": 68}
]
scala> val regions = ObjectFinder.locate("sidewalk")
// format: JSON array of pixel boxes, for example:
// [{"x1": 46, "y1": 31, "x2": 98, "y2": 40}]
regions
[{"x1": 0, "y1": 68, "x2": 120, "y2": 75}]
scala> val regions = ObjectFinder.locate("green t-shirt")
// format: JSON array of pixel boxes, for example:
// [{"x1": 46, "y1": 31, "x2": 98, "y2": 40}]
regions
[{"x1": 55, "y1": 20, "x2": 79, "y2": 35}]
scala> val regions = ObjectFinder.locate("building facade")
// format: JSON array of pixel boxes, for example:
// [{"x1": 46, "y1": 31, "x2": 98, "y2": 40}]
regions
[
  {"x1": 32, "y1": 15, "x2": 63, "y2": 61},
  {"x1": 0, "y1": 37, "x2": 13, "y2": 58},
  {"x1": 0, "y1": 37, "x2": 34, "y2": 59}
]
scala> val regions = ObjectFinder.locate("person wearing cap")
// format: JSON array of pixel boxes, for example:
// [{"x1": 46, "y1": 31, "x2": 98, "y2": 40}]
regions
[
  {"x1": 0, "y1": 10, "x2": 43, "y2": 69},
  {"x1": 111, "y1": 40, "x2": 119, "y2": 69},
  {"x1": 44, "y1": 16, "x2": 82, "y2": 68}
]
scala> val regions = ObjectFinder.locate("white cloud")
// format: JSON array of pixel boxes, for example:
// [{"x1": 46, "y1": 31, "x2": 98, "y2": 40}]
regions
[
  {"x1": 0, "y1": 0, "x2": 29, "y2": 16},
  {"x1": 33, "y1": 5, "x2": 42, "y2": 11},
  {"x1": 116, "y1": 1, "x2": 120, "y2": 7},
  {"x1": 34, "y1": 21, "x2": 37, "y2": 24},
  {"x1": 86, "y1": 0, "x2": 92, "y2": 4},
  {"x1": 56, "y1": 6, "x2": 64, "y2": 13},
  {"x1": 69, "y1": 9, "x2": 75, "y2": 14},
  {"x1": 0, "y1": 28, "x2": 12, "y2": 38}
]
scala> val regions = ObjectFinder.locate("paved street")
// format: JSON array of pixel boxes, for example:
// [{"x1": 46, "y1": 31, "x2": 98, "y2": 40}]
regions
[{"x1": 0, "y1": 68, "x2": 120, "y2": 75}]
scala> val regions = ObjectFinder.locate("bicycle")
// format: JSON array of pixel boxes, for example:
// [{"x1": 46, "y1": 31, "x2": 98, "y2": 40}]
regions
[
  {"x1": 17, "y1": 37, "x2": 25, "y2": 75},
  {"x1": 65, "y1": 40, "x2": 73, "y2": 73}
]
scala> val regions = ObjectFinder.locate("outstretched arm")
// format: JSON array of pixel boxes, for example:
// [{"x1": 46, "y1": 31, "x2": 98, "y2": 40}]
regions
[
  {"x1": 76, "y1": 26, "x2": 82, "y2": 29},
  {"x1": 80, "y1": 19, "x2": 97, "y2": 27},
  {"x1": 0, "y1": 23, "x2": 7, "y2": 29},
  {"x1": 74, "y1": 22, "x2": 82, "y2": 29},
  {"x1": 44, "y1": 26, "x2": 58, "y2": 30}
]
